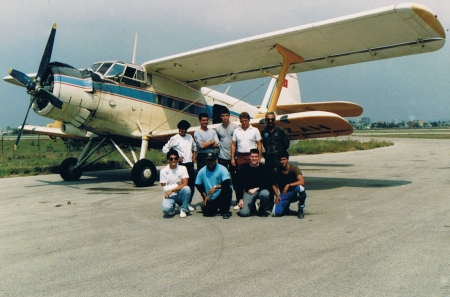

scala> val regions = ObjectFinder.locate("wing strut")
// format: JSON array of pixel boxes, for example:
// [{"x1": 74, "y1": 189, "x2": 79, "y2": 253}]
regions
[{"x1": 266, "y1": 44, "x2": 303, "y2": 113}]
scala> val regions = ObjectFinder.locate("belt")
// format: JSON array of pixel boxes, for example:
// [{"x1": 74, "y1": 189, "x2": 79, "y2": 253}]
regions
[{"x1": 237, "y1": 152, "x2": 250, "y2": 156}]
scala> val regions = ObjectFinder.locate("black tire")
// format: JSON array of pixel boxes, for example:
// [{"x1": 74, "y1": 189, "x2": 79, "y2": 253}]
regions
[
  {"x1": 131, "y1": 159, "x2": 157, "y2": 187},
  {"x1": 60, "y1": 157, "x2": 82, "y2": 181}
]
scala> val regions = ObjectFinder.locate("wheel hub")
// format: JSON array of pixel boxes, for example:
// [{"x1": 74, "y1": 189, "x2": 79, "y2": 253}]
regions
[{"x1": 143, "y1": 168, "x2": 152, "y2": 179}]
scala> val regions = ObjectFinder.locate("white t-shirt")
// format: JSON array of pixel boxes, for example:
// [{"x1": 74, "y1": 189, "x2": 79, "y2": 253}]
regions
[
  {"x1": 232, "y1": 125, "x2": 262, "y2": 153},
  {"x1": 159, "y1": 164, "x2": 189, "y2": 197},
  {"x1": 162, "y1": 134, "x2": 196, "y2": 163}
]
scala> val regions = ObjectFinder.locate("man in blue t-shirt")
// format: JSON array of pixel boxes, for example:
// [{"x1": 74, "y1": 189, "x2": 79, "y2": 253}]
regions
[{"x1": 195, "y1": 152, "x2": 232, "y2": 219}]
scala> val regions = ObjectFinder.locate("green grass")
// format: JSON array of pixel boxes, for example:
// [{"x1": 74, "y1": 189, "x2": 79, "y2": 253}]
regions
[
  {"x1": 0, "y1": 137, "x2": 392, "y2": 178},
  {"x1": 0, "y1": 138, "x2": 166, "y2": 178},
  {"x1": 288, "y1": 138, "x2": 393, "y2": 155}
]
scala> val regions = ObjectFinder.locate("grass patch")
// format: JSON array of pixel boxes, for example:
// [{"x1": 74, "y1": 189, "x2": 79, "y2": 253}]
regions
[
  {"x1": 288, "y1": 138, "x2": 393, "y2": 155},
  {"x1": 0, "y1": 137, "x2": 392, "y2": 178}
]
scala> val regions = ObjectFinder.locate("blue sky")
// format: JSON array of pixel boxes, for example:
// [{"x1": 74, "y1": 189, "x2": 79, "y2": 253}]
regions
[{"x1": 0, "y1": 0, "x2": 448, "y2": 129}]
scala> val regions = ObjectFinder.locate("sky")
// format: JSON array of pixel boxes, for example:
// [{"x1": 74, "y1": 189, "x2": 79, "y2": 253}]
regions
[{"x1": 0, "y1": 0, "x2": 448, "y2": 129}]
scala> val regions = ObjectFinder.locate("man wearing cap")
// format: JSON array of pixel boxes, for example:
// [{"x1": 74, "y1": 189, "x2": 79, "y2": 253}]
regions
[
  {"x1": 162, "y1": 119, "x2": 197, "y2": 210},
  {"x1": 195, "y1": 152, "x2": 232, "y2": 219},
  {"x1": 160, "y1": 150, "x2": 192, "y2": 218}
]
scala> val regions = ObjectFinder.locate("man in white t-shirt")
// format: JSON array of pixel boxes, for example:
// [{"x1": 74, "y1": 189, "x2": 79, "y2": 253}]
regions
[
  {"x1": 162, "y1": 119, "x2": 197, "y2": 209},
  {"x1": 160, "y1": 150, "x2": 192, "y2": 218},
  {"x1": 230, "y1": 112, "x2": 262, "y2": 209}
]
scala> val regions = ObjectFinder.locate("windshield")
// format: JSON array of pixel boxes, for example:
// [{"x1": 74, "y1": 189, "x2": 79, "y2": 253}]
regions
[{"x1": 105, "y1": 63, "x2": 126, "y2": 77}]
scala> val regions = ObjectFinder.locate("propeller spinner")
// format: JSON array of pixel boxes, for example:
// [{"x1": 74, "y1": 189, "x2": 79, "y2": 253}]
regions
[{"x1": 9, "y1": 23, "x2": 64, "y2": 150}]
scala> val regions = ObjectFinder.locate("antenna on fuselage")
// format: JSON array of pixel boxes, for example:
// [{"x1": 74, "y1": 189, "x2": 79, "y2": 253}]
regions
[{"x1": 132, "y1": 33, "x2": 138, "y2": 64}]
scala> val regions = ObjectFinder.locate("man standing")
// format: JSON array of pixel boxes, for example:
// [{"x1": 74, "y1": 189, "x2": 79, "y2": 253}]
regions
[
  {"x1": 194, "y1": 113, "x2": 219, "y2": 170},
  {"x1": 195, "y1": 152, "x2": 232, "y2": 219},
  {"x1": 160, "y1": 150, "x2": 192, "y2": 218},
  {"x1": 261, "y1": 112, "x2": 290, "y2": 172},
  {"x1": 162, "y1": 119, "x2": 196, "y2": 210},
  {"x1": 272, "y1": 151, "x2": 307, "y2": 219},
  {"x1": 230, "y1": 112, "x2": 262, "y2": 209},
  {"x1": 238, "y1": 149, "x2": 271, "y2": 217},
  {"x1": 215, "y1": 107, "x2": 238, "y2": 171}
]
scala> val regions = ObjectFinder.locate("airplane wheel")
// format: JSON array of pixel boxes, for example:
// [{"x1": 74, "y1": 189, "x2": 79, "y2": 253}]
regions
[
  {"x1": 131, "y1": 159, "x2": 157, "y2": 187},
  {"x1": 60, "y1": 157, "x2": 82, "y2": 181}
]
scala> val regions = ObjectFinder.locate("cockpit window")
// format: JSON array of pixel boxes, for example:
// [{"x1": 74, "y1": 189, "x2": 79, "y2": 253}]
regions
[
  {"x1": 98, "y1": 62, "x2": 113, "y2": 75},
  {"x1": 105, "y1": 63, "x2": 125, "y2": 77},
  {"x1": 91, "y1": 63, "x2": 102, "y2": 72}
]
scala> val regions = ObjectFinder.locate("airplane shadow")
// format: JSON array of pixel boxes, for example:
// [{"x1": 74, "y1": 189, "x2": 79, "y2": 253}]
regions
[{"x1": 306, "y1": 176, "x2": 411, "y2": 191}]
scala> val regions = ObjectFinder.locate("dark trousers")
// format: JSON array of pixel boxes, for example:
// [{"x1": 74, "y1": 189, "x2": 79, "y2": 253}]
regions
[
  {"x1": 202, "y1": 187, "x2": 232, "y2": 216},
  {"x1": 181, "y1": 162, "x2": 195, "y2": 203}
]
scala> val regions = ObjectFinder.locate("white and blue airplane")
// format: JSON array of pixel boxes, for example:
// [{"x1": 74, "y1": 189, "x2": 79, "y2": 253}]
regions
[{"x1": 3, "y1": 3, "x2": 445, "y2": 187}]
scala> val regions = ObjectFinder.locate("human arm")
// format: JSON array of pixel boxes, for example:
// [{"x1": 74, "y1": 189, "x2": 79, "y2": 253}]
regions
[
  {"x1": 207, "y1": 179, "x2": 231, "y2": 196},
  {"x1": 257, "y1": 140, "x2": 262, "y2": 162},
  {"x1": 230, "y1": 141, "x2": 236, "y2": 166},
  {"x1": 164, "y1": 177, "x2": 188, "y2": 198},
  {"x1": 195, "y1": 183, "x2": 210, "y2": 206},
  {"x1": 272, "y1": 183, "x2": 281, "y2": 205}
]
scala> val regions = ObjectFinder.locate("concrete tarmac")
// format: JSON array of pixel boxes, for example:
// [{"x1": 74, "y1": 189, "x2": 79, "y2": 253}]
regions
[{"x1": 1, "y1": 137, "x2": 449, "y2": 296}]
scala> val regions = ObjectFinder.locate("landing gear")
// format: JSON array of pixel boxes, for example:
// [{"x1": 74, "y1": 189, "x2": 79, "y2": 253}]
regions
[
  {"x1": 131, "y1": 159, "x2": 157, "y2": 187},
  {"x1": 60, "y1": 157, "x2": 82, "y2": 181},
  {"x1": 58, "y1": 134, "x2": 157, "y2": 187}
]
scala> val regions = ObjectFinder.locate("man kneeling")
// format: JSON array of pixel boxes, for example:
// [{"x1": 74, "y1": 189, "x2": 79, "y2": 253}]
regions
[
  {"x1": 160, "y1": 149, "x2": 191, "y2": 218},
  {"x1": 195, "y1": 152, "x2": 232, "y2": 219},
  {"x1": 238, "y1": 149, "x2": 271, "y2": 217}
]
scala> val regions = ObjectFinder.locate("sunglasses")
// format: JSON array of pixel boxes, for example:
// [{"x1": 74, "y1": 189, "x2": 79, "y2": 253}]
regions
[
  {"x1": 266, "y1": 118, "x2": 275, "y2": 122},
  {"x1": 169, "y1": 157, "x2": 179, "y2": 161}
]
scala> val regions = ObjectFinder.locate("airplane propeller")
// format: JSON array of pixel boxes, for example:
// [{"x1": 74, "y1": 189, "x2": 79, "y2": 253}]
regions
[{"x1": 9, "y1": 23, "x2": 63, "y2": 150}]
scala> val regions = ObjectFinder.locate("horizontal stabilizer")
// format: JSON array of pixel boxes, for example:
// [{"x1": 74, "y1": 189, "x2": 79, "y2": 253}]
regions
[
  {"x1": 250, "y1": 111, "x2": 353, "y2": 140},
  {"x1": 21, "y1": 124, "x2": 91, "y2": 140},
  {"x1": 277, "y1": 101, "x2": 363, "y2": 117}
]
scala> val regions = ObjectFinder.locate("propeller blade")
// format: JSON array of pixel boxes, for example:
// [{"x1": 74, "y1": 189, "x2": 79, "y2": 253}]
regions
[
  {"x1": 36, "y1": 23, "x2": 57, "y2": 82},
  {"x1": 14, "y1": 99, "x2": 35, "y2": 151},
  {"x1": 8, "y1": 69, "x2": 35, "y2": 90},
  {"x1": 37, "y1": 88, "x2": 63, "y2": 109}
]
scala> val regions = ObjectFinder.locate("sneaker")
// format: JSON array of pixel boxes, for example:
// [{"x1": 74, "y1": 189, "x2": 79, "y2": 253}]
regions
[
  {"x1": 167, "y1": 210, "x2": 176, "y2": 216},
  {"x1": 298, "y1": 210, "x2": 304, "y2": 219},
  {"x1": 233, "y1": 205, "x2": 240, "y2": 210},
  {"x1": 255, "y1": 202, "x2": 260, "y2": 212},
  {"x1": 180, "y1": 209, "x2": 187, "y2": 218},
  {"x1": 188, "y1": 205, "x2": 195, "y2": 212},
  {"x1": 222, "y1": 212, "x2": 231, "y2": 219}
]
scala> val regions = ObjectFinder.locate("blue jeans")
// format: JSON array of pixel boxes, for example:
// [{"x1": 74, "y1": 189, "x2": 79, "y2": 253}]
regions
[
  {"x1": 162, "y1": 186, "x2": 191, "y2": 214},
  {"x1": 273, "y1": 186, "x2": 307, "y2": 216},
  {"x1": 240, "y1": 189, "x2": 270, "y2": 217}
]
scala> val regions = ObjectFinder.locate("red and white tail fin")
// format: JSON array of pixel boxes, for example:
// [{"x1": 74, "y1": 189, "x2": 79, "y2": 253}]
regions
[{"x1": 259, "y1": 73, "x2": 301, "y2": 113}]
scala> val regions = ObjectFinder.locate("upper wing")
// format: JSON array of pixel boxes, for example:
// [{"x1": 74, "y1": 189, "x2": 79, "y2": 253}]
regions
[
  {"x1": 143, "y1": 3, "x2": 445, "y2": 88},
  {"x1": 277, "y1": 101, "x2": 363, "y2": 117},
  {"x1": 251, "y1": 111, "x2": 353, "y2": 140}
]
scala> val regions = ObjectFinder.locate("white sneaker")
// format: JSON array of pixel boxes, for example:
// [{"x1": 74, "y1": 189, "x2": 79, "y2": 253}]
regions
[
  {"x1": 180, "y1": 209, "x2": 187, "y2": 218},
  {"x1": 233, "y1": 205, "x2": 240, "y2": 210},
  {"x1": 255, "y1": 202, "x2": 260, "y2": 212},
  {"x1": 188, "y1": 205, "x2": 195, "y2": 212}
]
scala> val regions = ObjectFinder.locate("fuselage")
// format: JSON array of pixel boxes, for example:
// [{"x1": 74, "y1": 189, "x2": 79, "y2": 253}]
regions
[{"x1": 34, "y1": 60, "x2": 259, "y2": 146}]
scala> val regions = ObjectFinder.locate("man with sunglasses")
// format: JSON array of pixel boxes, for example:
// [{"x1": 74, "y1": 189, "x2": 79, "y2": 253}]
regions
[
  {"x1": 261, "y1": 112, "x2": 290, "y2": 210},
  {"x1": 160, "y1": 150, "x2": 192, "y2": 218},
  {"x1": 195, "y1": 152, "x2": 232, "y2": 219}
]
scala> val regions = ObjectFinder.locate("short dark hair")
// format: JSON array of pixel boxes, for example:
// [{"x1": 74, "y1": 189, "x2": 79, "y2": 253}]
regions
[
  {"x1": 278, "y1": 151, "x2": 289, "y2": 159},
  {"x1": 265, "y1": 111, "x2": 276, "y2": 120},
  {"x1": 166, "y1": 149, "x2": 179, "y2": 160},
  {"x1": 177, "y1": 120, "x2": 191, "y2": 130},
  {"x1": 239, "y1": 112, "x2": 250, "y2": 120},
  {"x1": 221, "y1": 107, "x2": 230, "y2": 115},
  {"x1": 250, "y1": 148, "x2": 259, "y2": 155},
  {"x1": 198, "y1": 113, "x2": 208, "y2": 121}
]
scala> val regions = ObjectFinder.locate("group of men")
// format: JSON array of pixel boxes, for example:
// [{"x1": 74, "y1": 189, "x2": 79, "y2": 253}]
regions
[{"x1": 160, "y1": 109, "x2": 307, "y2": 219}]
